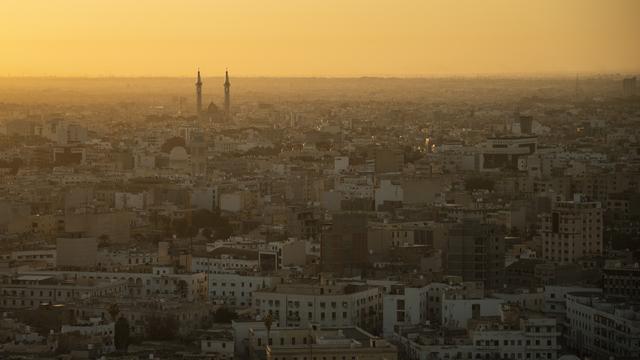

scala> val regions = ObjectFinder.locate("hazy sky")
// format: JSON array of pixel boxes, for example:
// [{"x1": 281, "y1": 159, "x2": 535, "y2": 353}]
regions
[{"x1": 2, "y1": 0, "x2": 639, "y2": 77}]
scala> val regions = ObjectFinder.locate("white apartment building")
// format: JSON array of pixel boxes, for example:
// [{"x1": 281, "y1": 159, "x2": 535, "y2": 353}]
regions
[
  {"x1": 442, "y1": 296, "x2": 504, "y2": 329},
  {"x1": 192, "y1": 248, "x2": 260, "y2": 274},
  {"x1": 383, "y1": 283, "x2": 429, "y2": 337},
  {"x1": 200, "y1": 329, "x2": 234, "y2": 359},
  {"x1": 208, "y1": 272, "x2": 281, "y2": 307},
  {"x1": 470, "y1": 312, "x2": 559, "y2": 360},
  {"x1": 21, "y1": 266, "x2": 208, "y2": 302},
  {"x1": 0, "y1": 249, "x2": 57, "y2": 267},
  {"x1": 394, "y1": 305, "x2": 559, "y2": 360},
  {"x1": 249, "y1": 325, "x2": 397, "y2": 360},
  {"x1": 543, "y1": 285, "x2": 602, "y2": 317},
  {"x1": 0, "y1": 274, "x2": 127, "y2": 309},
  {"x1": 565, "y1": 291, "x2": 640, "y2": 360},
  {"x1": 253, "y1": 277, "x2": 383, "y2": 334}
]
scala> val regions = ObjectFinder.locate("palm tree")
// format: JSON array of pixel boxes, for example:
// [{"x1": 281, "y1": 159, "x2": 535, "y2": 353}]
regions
[
  {"x1": 107, "y1": 303, "x2": 120, "y2": 322},
  {"x1": 263, "y1": 313, "x2": 273, "y2": 349}
]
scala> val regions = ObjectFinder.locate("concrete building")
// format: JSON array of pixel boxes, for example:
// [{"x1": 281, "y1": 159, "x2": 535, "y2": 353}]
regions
[
  {"x1": 200, "y1": 329, "x2": 234, "y2": 359},
  {"x1": 0, "y1": 249, "x2": 57, "y2": 268},
  {"x1": 540, "y1": 195, "x2": 603, "y2": 264},
  {"x1": 480, "y1": 136, "x2": 537, "y2": 172},
  {"x1": 192, "y1": 247, "x2": 260, "y2": 274},
  {"x1": 64, "y1": 211, "x2": 132, "y2": 244},
  {"x1": 249, "y1": 325, "x2": 397, "y2": 360},
  {"x1": 565, "y1": 291, "x2": 640, "y2": 360},
  {"x1": 321, "y1": 212, "x2": 370, "y2": 275},
  {"x1": 383, "y1": 282, "x2": 430, "y2": 337},
  {"x1": 394, "y1": 305, "x2": 559, "y2": 360},
  {"x1": 191, "y1": 186, "x2": 219, "y2": 211},
  {"x1": 0, "y1": 274, "x2": 127, "y2": 309},
  {"x1": 441, "y1": 295, "x2": 504, "y2": 329},
  {"x1": 56, "y1": 237, "x2": 98, "y2": 268},
  {"x1": 374, "y1": 147, "x2": 404, "y2": 174},
  {"x1": 260, "y1": 239, "x2": 307, "y2": 269},
  {"x1": 208, "y1": 272, "x2": 281, "y2": 307},
  {"x1": 445, "y1": 220, "x2": 506, "y2": 290},
  {"x1": 22, "y1": 267, "x2": 208, "y2": 302},
  {"x1": 253, "y1": 277, "x2": 383, "y2": 334},
  {"x1": 602, "y1": 262, "x2": 640, "y2": 300},
  {"x1": 0, "y1": 200, "x2": 31, "y2": 235},
  {"x1": 70, "y1": 297, "x2": 210, "y2": 337},
  {"x1": 468, "y1": 307, "x2": 559, "y2": 360},
  {"x1": 368, "y1": 221, "x2": 444, "y2": 254},
  {"x1": 623, "y1": 76, "x2": 637, "y2": 97}
]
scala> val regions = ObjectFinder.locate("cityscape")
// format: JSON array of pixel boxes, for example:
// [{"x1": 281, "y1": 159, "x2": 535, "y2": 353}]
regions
[{"x1": 1, "y1": 1, "x2": 640, "y2": 360}]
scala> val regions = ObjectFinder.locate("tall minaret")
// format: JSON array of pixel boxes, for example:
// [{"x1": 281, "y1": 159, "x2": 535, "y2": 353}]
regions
[
  {"x1": 224, "y1": 69, "x2": 231, "y2": 120},
  {"x1": 196, "y1": 68, "x2": 203, "y2": 116}
]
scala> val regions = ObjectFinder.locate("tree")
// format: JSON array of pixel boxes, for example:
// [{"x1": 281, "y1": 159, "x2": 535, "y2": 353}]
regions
[
  {"x1": 190, "y1": 209, "x2": 233, "y2": 240},
  {"x1": 213, "y1": 307, "x2": 238, "y2": 323},
  {"x1": 107, "y1": 303, "x2": 120, "y2": 321},
  {"x1": 98, "y1": 234, "x2": 110, "y2": 246},
  {"x1": 263, "y1": 313, "x2": 273, "y2": 348},
  {"x1": 145, "y1": 315, "x2": 179, "y2": 341},
  {"x1": 114, "y1": 317, "x2": 130, "y2": 352}
]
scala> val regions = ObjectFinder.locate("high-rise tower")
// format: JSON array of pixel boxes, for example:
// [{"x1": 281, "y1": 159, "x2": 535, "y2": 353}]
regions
[
  {"x1": 224, "y1": 69, "x2": 231, "y2": 120},
  {"x1": 195, "y1": 68, "x2": 203, "y2": 116}
]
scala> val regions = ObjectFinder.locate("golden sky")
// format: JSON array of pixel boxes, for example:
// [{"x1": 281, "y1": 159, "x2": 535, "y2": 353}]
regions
[{"x1": 1, "y1": 0, "x2": 639, "y2": 77}]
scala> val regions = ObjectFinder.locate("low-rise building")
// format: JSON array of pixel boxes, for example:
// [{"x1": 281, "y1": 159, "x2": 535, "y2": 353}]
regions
[
  {"x1": 0, "y1": 274, "x2": 127, "y2": 309},
  {"x1": 249, "y1": 325, "x2": 397, "y2": 360},
  {"x1": 394, "y1": 305, "x2": 559, "y2": 360},
  {"x1": 253, "y1": 277, "x2": 383, "y2": 334},
  {"x1": 383, "y1": 282, "x2": 430, "y2": 337},
  {"x1": 21, "y1": 266, "x2": 208, "y2": 301},
  {"x1": 209, "y1": 272, "x2": 282, "y2": 307}
]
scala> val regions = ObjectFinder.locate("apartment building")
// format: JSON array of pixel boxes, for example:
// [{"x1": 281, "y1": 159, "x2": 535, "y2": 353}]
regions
[
  {"x1": 249, "y1": 325, "x2": 397, "y2": 360},
  {"x1": 540, "y1": 196, "x2": 603, "y2": 264},
  {"x1": 0, "y1": 274, "x2": 127, "y2": 309},
  {"x1": 21, "y1": 266, "x2": 207, "y2": 302},
  {"x1": 565, "y1": 291, "x2": 640, "y2": 360},
  {"x1": 209, "y1": 272, "x2": 282, "y2": 307},
  {"x1": 253, "y1": 277, "x2": 383, "y2": 334}
]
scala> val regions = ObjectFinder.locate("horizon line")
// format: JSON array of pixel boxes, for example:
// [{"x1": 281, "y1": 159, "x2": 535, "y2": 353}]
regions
[{"x1": 0, "y1": 71, "x2": 638, "y2": 80}]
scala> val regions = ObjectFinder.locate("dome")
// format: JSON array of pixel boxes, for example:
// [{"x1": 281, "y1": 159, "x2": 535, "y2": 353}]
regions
[
  {"x1": 207, "y1": 101, "x2": 220, "y2": 114},
  {"x1": 169, "y1": 146, "x2": 189, "y2": 161},
  {"x1": 160, "y1": 136, "x2": 186, "y2": 153}
]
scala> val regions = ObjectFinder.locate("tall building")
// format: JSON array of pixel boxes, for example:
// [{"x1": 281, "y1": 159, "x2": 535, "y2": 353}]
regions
[
  {"x1": 623, "y1": 76, "x2": 637, "y2": 97},
  {"x1": 373, "y1": 147, "x2": 404, "y2": 174},
  {"x1": 321, "y1": 212, "x2": 370, "y2": 275},
  {"x1": 445, "y1": 219, "x2": 506, "y2": 290},
  {"x1": 540, "y1": 195, "x2": 603, "y2": 265},
  {"x1": 602, "y1": 262, "x2": 640, "y2": 300},
  {"x1": 224, "y1": 69, "x2": 231, "y2": 120},
  {"x1": 196, "y1": 68, "x2": 203, "y2": 116}
]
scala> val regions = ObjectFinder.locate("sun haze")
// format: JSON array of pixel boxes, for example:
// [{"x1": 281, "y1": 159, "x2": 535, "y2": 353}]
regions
[{"x1": 1, "y1": 0, "x2": 639, "y2": 77}]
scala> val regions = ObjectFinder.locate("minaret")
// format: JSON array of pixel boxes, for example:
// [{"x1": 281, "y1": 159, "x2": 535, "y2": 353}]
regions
[
  {"x1": 224, "y1": 69, "x2": 231, "y2": 120},
  {"x1": 196, "y1": 68, "x2": 203, "y2": 116}
]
